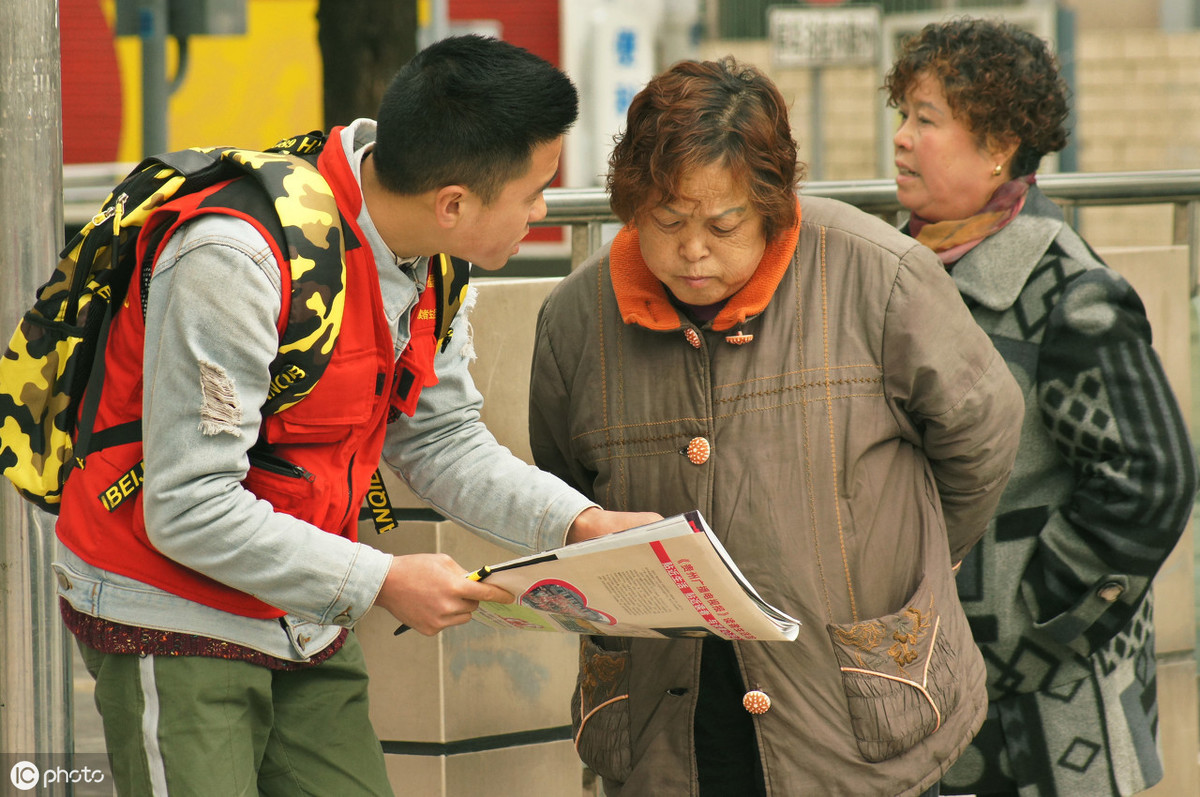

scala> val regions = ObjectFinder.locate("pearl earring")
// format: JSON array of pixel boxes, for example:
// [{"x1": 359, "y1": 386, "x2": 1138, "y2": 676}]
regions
[{"x1": 992, "y1": 164, "x2": 1003, "y2": 177}]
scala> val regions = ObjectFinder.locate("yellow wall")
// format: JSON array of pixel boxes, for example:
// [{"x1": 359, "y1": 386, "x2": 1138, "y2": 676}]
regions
[{"x1": 102, "y1": 0, "x2": 322, "y2": 161}]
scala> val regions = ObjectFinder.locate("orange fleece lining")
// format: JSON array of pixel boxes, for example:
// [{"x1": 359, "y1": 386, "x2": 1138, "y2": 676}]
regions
[{"x1": 609, "y1": 199, "x2": 801, "y2": 332}]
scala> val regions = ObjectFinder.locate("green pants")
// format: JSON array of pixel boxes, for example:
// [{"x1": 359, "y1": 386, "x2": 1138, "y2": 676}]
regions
[{"x1": 77, "y1": 632, "x2": 393, "y2": 797}]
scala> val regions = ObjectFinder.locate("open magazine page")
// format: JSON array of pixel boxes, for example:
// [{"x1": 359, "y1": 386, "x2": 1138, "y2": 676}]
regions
[{"x1": 471, "y1": 511, "x2": 800, "y2": 641}]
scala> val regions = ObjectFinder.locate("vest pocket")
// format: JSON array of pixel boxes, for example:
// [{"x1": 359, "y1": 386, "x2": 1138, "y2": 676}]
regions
[
  {"x1": 244, "y1": 448, "x2": 320, "y2": 504},
  {"x1": 572, "y1": 636, "x2": 633, "y2": 783},
  {"x1": 825, "y1": 572, "x2": 960, "y2": 763},
  {"x1": 272, "y1": 345, "x2": 377, "y2": 442}
]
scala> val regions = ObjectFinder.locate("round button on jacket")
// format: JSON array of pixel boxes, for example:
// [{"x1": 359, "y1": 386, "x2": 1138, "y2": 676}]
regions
[
  {"x1": 686, "y1": 437, "x2": 711, "y2": 465},
  {"x1": 743, "y1": 690, "x2": 771, "y2": 715}
]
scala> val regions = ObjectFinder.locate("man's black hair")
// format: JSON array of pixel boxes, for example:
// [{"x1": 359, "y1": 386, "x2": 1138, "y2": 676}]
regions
[{"x1": 372, "y1": 35, "x2": 578, "y2": 204}]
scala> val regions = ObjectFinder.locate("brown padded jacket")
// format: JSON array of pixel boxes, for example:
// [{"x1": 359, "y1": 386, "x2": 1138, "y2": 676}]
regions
[{"x1": 529, "y1": 195, "x2": 1024, "y2": 796}]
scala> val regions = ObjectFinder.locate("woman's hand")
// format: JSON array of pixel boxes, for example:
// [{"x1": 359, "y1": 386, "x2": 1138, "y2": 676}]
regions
[{"x1": 566, "y1": 507, "x2": 663, "y2": 544}]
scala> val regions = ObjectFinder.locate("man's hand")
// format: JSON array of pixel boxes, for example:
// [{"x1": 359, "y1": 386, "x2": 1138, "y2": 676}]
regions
[
  {"x1": 566, "y1": 506, "x2": 663, "y2": 544},
  {"x1": 374, "y1": 553, "x2": 514, "y2": 636}
]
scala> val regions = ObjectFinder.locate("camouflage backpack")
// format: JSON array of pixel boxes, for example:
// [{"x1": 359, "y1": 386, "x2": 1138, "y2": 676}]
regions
[{"x1": 0, "y1": 131, "x2": 466, "y2": 516}]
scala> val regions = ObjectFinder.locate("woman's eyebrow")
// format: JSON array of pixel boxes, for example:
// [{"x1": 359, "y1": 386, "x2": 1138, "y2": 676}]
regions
[{"x1": 659, "y1": 203, "x2": 746, "y2": 219}]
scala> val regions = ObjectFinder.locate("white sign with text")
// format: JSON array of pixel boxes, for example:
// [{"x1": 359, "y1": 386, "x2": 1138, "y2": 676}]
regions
[{"x1": 769, "y1": 5, "x2": 882, "y2": 68}]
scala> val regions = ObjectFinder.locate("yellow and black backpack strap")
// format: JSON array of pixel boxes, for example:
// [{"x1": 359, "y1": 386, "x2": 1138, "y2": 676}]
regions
[
  {"x1": 365, "y1": 253, "x2": 469, "y2": 533},
  {"x1": 266, "y1": 130, "x2": 327, "y2": 158},
  {"x1": 207, "y1": 146, "x2": 348, "y2": 414},
  {"x1": 139, "y1": 139, "x2": 346, "y2": 418},
  {"x1": 429, "y1": 252, "x2": 472, "y2": 352}
]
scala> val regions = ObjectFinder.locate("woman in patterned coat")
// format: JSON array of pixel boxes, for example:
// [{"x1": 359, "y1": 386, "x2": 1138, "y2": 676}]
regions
[{"x1": 886, "y1": 18, "x2": 1199, "y2": 797}]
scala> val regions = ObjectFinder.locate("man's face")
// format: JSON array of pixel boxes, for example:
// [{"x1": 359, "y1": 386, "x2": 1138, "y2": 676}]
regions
[{"x1": 458, "y1": 136, "x2": 563, "y2": 271}]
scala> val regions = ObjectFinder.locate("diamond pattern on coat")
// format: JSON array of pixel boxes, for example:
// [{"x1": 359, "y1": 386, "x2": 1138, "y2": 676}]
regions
[
  {"x1": 1038, "y1": 366, "x2": 1123, "y2": 466},
  {"x1": 1094, "y1": 599, "x2": 1154, "y2": 675},
  {"x1": 1045, "y1": 678, "x2": 1085, "y2": 703},
  {"x1": 1013, "y1": 258, "x2": 1072, "y2": 339},
  {"x1": 1058, "y1": 738, "x2": 1101, "y2": 772},
  {"x1": 987, "y1": 638, "x2": 1064, "y2": 696}
]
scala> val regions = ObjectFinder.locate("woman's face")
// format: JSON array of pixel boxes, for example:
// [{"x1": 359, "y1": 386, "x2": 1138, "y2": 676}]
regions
[
  {"x1": 893, "y1": 72, "x2": 1009, "y2": 222},
  {"x1": 635, "y1": 161, "x2": 767, "y2": 306}
]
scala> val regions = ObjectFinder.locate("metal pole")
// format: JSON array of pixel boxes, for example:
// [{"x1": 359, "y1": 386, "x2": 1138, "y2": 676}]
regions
[
  {"x1": 1174, "y1": 199, "x2": 1200, "y2": 296},
  {"x1": 809, "y1": 67, "x2": 824, "y2": 182},
  {"x1": 570, "y1": 222, "x2": 605, "y2": 270},
  {"x1": 139, "y1": 0, "x2": 169, "y2": 156},
  {"x1": 0, "y1": 0, "x2": 72, "y2": 776},
  {"x1": 418, "y1": 0, "x2": 450, "y2": 50}
]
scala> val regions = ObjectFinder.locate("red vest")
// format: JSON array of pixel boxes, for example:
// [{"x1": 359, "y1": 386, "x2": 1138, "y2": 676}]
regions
[{"x1": 57, "y1": 134, "x2": 433, "y2": 619}]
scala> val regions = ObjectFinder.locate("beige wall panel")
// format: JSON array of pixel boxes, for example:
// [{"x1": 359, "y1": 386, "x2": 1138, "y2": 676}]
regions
[
  {"x1": 383, "y1": 754, "x2": 444, "y2": 796},
  {"x1": 1059, "y1": 0, "x2": 1160, "y2": 31},
  {"x1": 383, "y1": 741, "x2": 583, "y2": 797},
  {"x1": 360, "y1": 518, "x2": 579, "y2": 742},
  {"x1": 466, "y1": 278, "x2": 561, "y2": 462},
  {"x1": 359, "y1": 278, "x2": 582, "y2": 794},
  {"x1": 445, "y1": 741, "x2": 583, "y2": 796}
]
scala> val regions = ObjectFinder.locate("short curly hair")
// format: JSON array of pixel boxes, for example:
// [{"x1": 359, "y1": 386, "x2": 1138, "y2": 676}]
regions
[
  {"x1": 607, "y1": 57, "x2": 803, "y2": 243},
  {"x1": 883, "y1": 18, "x2": 1069, "y2": 177}
]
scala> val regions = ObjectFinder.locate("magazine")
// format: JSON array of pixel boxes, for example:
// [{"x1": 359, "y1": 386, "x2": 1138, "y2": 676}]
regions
[{"x1": 469, "y1": 510, "x2": 800, "y2": 641}]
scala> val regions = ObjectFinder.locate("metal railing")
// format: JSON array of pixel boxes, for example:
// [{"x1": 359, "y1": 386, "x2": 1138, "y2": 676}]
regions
[
  {"x1": 531, "y1": 170, "x2": 1200, "y2": 291},
  {"x1": 64, "y1": 165, "x2": 1200, "y2": 290}
]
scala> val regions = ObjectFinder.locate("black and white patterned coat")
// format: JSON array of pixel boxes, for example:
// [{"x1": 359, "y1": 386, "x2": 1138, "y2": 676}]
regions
[{"x1": 924, "y1": 186, "x2": 1198, "y2": 796}]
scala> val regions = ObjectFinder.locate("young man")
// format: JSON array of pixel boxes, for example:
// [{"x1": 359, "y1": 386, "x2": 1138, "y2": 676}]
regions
[{"x1": 53, "y1": 35, "x2": 654, "y2": 795}]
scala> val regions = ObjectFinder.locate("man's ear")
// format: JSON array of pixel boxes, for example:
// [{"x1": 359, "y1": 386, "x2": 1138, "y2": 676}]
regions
[{"x1": 433, "y1": 185, "x2": 469, "y2": 229}]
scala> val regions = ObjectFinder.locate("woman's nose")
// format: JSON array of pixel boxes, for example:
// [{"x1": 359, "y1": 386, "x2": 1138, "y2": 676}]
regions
[
  {"x1": 893, "y1": 118, "x2": 912, "y2": 150},
  {"x1": 680, "y1": 233, "x2": 708, "y2": 262}
]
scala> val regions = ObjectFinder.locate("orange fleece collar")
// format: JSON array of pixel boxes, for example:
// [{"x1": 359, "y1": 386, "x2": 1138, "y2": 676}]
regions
[{"x1": 609, "y1": 200, "x2": 801, "y2": 332}]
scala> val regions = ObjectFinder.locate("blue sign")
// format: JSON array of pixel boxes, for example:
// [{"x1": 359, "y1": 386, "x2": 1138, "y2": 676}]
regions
[{"x1": 615, "y1": 28, "x2": 637, "y2": 66}]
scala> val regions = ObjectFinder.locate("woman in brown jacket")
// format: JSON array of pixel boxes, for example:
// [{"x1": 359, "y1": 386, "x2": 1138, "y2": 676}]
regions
[{"x1": 528, "y1": 58, "x2": 1023, "y2": 796}]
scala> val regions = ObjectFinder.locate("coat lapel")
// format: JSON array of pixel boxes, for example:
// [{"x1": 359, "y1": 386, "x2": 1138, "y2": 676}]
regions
[{"x1": 948, "y1": 187, "x2": 1064, "y2": 312}]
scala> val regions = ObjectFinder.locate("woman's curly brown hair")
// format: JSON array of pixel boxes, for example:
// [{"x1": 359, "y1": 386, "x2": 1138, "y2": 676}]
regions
[
  {"x1": 608, "y1": 57, "x2": 804, "y2": 243},
  {"x1": 883, "y1": 18, "x2": 1069, "y2": 176}
]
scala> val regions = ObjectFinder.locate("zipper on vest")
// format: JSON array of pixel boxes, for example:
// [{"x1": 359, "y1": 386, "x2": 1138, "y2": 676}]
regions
[
  {"x1": 247, "y1": 447, "x2": 315, "y2": 482},
  {"x1": 342, "y1": 452, "x2": 357, "y2": 527}
]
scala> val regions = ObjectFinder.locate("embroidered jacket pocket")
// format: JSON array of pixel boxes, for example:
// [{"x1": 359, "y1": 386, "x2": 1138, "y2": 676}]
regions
[
  {"x1": 825, "y1": 573, "x2": 960, "y2": 763},
  {"x1": 571, "y1": 636, "x2": 632, "y2": 783}
]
